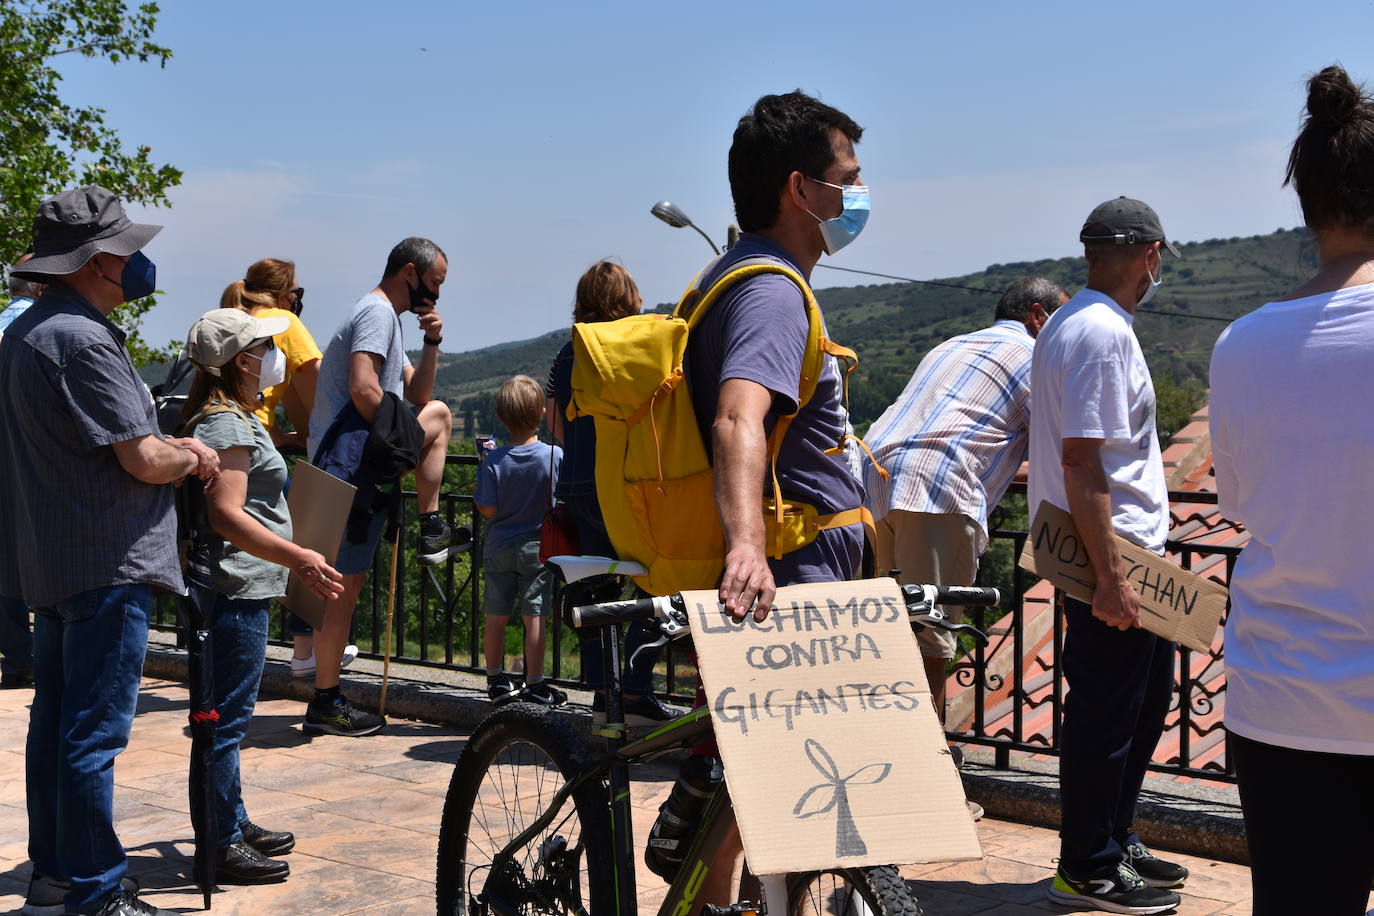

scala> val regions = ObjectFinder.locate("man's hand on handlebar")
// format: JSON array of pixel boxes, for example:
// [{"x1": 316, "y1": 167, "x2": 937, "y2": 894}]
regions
[{"x1": 719, "y1": 544, "x2": 775, "y2": 622}]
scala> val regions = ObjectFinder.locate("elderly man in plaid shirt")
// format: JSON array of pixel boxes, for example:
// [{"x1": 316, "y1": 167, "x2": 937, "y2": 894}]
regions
[{"x1": 863, "y1": 277, "x2": 1066, "y2": 722}]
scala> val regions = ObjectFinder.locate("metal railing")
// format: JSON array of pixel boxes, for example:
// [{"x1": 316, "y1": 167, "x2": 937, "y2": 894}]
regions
[{"x1": 151, "y1": 466, "x2": 1237, "y2": 781}]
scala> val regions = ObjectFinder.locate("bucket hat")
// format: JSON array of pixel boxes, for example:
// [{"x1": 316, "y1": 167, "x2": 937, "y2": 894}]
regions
[
  {"x1": 11, "y1": 185, "x2": 162, "y2": 279},
  {"x1": 186, "y1": 309, "x2": 289, "y2": 377}
]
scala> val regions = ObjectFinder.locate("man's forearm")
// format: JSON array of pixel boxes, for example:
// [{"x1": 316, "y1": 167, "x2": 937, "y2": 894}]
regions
[
  {"x1": 712, "y1": 415, "x2": 768, "y2": 551},
  {"x1": 121, "y1": 436, "x2": 198, "y2": 485},
  {"x1": 1063, "y1": 459, "x2": 1125, "y2": 582},
  {"x1": 406, "y1": 347, "x2": 438, "y2": 406}
]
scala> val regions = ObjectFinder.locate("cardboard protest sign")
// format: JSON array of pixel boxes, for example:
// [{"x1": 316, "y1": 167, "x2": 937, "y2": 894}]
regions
[
  {"x1": 685, "y1": 578, "x2": 982, "y2": 876},
  {"x1": 1017, "y1": 501, "x2": 1227, "y2": 653},
  {"x1": 280, "y1": 461, "x2": 356, "y2": 629}
]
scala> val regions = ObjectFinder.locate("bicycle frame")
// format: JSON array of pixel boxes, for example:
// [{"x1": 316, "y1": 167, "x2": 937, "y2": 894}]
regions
[{"x1": 475, "y1": 620, "x2": 743, "y2": 916}]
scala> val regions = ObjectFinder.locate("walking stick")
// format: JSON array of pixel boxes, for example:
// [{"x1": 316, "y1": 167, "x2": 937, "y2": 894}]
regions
[{"x1": 379, "y1": 500, "x2": 404, "y2": 716}]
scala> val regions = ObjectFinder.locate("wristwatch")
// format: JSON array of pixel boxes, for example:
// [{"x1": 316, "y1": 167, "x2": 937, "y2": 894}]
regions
[{"x1": 423, "y1": 335, "x2": 443, "y2": 346}]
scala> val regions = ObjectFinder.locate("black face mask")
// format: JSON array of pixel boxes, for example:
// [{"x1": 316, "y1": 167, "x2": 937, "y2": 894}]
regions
[
  {"x1": 408, "y1": 271, "x2": 438, "y2": 313},
  {"x1": 289, "y1": 287, "x2": 304, "y2": 316}
]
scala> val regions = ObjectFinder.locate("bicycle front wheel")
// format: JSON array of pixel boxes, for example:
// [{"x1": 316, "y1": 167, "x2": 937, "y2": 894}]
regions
[
  {"x1": 436, "y1": 703, "x2": 611, "y2": 916},
  {"x1": 786, "y1": 866, "x2": 921, "y2": 916}
]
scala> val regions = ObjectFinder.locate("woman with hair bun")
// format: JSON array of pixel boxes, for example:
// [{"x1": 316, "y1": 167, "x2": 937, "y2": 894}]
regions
[
  {"x1": 219, "y1": 258, "x2": 320, "y2": 451},
  {"x1": 1210, "y1": 64, "x2": 1374, "y2": 914}
]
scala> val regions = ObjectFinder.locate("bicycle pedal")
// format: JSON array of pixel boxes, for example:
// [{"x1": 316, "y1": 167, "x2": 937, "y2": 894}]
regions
[{"x1": 703, "y1": 902, "x2": 763, "y2": 916}]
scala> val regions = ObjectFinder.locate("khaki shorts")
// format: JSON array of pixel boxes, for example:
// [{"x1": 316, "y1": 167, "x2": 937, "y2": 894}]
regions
[{"x1": 874, "y1": 510, "x2": 981, "y2": 659}]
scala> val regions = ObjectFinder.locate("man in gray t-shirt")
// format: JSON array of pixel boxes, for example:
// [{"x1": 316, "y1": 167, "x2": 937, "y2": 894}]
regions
[{"x1": 299, "y1": 237, "x2": 460, "y2": 738}]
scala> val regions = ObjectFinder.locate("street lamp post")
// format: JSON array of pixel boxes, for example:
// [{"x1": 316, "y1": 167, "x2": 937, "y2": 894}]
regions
[{"x1": 650, "y1": 200, "x2": 722, "y2": 255}]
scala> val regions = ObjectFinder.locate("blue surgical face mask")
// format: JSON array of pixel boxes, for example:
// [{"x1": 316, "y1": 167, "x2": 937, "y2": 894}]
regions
[
  {"x1": 99, "y1": 250, "x2": 157, "y2": 302},
  {"x1": 806, "y1": 177, "x2": 870, "y2": 255}
]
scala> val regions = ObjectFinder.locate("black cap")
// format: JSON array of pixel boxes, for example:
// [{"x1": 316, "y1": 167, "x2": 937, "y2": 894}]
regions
[
  {"x1": 1079, "y1": 197, "x2": 1181, "y2": 258},
  {"x1": 12, "y1": 185, "x2": 161, "y2": 279}
]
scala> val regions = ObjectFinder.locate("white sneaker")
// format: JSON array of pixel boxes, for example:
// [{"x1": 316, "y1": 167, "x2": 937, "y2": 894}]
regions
[{"x1": 290, "y1": 645, "x2": 358, "y2": 678}]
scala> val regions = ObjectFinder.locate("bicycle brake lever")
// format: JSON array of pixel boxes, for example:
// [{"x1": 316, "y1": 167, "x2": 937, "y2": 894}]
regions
[
  {"x1": 911, "y1": 610, "x2": 991, "y2": 647},
  {"x1": 628, "y1": 604, "x2": 691, "y2": 669}
]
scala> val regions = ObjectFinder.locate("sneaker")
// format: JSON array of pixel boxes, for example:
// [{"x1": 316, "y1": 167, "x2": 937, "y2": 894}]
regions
[
  {"x1": 91, "y1": 888, "x2": 175, "y2": 916},
  {"x1": 22, "y1": 874, "x2": 138, "y2": 916},
  {"x1": 520, "y1": 681, "x2": 568, "y2": 707},
  {"x1": 591, "y1": 693, "x2": 685, "y2": 726},
  {"x1": 1125, "y1": 842, "x2": 1189, "y2": 888},
  {"x1": 966, "y1": 800, "x2": 985, "y2": 821},
  {"x1": 1047, "y1": 862, "x2": 1181, "y2": 914},
  {"x1": 418, "y1": 519, "x2": 472, "y2": 566},
  {"x1": 302, "y1": 696, "x2": 385, "y2": 737},
  {"x1": 487, "y1": 674, "x2": 521, "y2": 706},
  {"x1": 290, "y1": 644, "x2": 358, "y2": 678}
]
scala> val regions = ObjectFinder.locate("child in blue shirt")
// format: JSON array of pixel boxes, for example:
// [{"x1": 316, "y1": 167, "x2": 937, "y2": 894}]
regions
[{"x1": 475, "y1": 375, "x2": 564, "y2": 706}]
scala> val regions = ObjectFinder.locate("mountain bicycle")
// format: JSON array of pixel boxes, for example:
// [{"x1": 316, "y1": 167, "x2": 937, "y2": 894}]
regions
[{"x1": 435, "y1": 556, "x2": 998, "y2": 916}]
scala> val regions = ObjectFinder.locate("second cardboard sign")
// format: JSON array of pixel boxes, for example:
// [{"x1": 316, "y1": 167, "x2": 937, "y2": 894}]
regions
[{"x1": 1017, "y1": 501, "x2": 1227, "y2": 653}]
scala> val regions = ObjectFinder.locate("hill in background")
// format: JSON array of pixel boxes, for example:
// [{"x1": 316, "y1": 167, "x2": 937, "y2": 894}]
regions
[{"x1": 437, "y1": 227, "x2": 1314, "y2": 436}]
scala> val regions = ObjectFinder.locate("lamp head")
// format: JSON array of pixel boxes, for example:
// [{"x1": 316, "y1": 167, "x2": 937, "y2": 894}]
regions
[{"x1": 650, "y1": 200, "x2": 694, "y2": 229}]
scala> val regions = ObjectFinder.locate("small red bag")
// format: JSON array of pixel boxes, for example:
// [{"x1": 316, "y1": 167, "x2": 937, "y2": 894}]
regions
[{"x1": 537, "y1": 442, "x2": 579, "y2": 563}]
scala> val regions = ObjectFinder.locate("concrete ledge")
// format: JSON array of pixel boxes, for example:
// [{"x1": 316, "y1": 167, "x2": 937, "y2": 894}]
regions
[
  {"x1": 959, "y1": 750, "x2": 1248, "y2": 865},
  {"x1": 142, "y1": 631, "x2": 1248, "y2": 865}
]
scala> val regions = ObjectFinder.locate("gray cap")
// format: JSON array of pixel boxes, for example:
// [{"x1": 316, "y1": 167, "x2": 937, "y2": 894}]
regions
[
  {"x1": 1080, "y1": 197, "x2": 1182, "y2": 258},
  {"x1": 12, "y1": 185, "x2": 162, "y2": 279},
  {"x1": 187, "y1": 309, "x2": 289, "y2": 377}
]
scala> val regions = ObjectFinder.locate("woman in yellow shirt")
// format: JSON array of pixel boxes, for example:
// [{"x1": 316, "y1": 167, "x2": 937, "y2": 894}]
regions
[
  {"x1": 220, "y1": 259, "x2": 322, "y2": 451},
  {"x1": 221, "y1": 259, "x2": 356, "y2": 677}
]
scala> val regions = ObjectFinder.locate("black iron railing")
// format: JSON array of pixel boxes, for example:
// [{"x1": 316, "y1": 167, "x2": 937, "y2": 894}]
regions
[{"x1": 150, "y1": 466, "x2": 1237, "y2": 781}]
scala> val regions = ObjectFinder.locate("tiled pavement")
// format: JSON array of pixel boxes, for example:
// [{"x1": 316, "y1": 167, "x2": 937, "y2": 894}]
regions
[{"x1": 0, "y1": 677, "x2": 1281, "y2": 915}]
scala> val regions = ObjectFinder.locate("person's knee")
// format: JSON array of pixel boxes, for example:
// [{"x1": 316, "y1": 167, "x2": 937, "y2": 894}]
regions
[{"x1": 421, "y1": 400, "x2": 453, "y2": 436}]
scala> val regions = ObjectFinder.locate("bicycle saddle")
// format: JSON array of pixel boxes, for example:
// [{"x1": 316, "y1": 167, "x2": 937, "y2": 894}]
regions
[{"x1": 546, "y1": 555, "x2": 648, "y2": 583}]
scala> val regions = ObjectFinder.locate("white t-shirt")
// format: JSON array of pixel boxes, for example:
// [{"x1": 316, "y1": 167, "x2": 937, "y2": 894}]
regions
[
  {"x1": 1211, "y1": 282, "x2": 1374, "y2": 755},
  {"x1": 1028, "y1": 289, "x2": 1168, "y2": 552}
]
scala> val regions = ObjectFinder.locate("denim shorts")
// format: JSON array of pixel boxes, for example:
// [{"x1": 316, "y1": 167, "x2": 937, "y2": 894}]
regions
[
  {"x1": 335, "y1": 509, "x2": 389, "y2": 576},
  {"x1": 481, "y1": 539, "x2": 551, "y2": 617}
]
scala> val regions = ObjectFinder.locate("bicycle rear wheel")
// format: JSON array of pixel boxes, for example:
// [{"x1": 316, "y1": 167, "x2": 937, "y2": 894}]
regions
[
  {"x1": 786, "y1": 866, "x2": 921, "y2": 916},
  {"x1": 436, "y1": 703, "x2": 611, "y2": 916}
]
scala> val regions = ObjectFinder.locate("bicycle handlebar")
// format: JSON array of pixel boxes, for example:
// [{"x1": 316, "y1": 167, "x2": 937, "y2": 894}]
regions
[{"x1": 569, "y1": 582, "x2": 1001, "y2": 637}]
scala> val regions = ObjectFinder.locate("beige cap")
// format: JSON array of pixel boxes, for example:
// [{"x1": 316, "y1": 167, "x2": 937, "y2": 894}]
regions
[{"x1": 186, "y1": 308, "x2": 290, "y2": 376}]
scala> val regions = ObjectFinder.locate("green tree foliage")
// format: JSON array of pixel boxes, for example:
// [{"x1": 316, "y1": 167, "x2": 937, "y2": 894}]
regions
[{"x1": 0, "y1": 1, "x2": 182, "y2": 364}]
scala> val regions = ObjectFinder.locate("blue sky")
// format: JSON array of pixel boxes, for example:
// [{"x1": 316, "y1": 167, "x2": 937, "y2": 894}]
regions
[{"x1": 54, "y1": 1, "x2": 1373, "y2": 353}]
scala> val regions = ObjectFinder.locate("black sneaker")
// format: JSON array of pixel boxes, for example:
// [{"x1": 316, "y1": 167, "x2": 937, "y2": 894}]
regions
[
  {"x1": 487, "y1": 674, "x2": 521, "y2": 706},
  {"x1": 303, "y1": 696, "x2": 385, "y2": 737},
  {"x1": 1125, "y1": 842, "x2": 1189, "y2": 888},
  {"x1": 417, "y1": 519, "x2": 472, "y2": 566},
  {"x1": 23, "y1": 874, "x2": 138, "y2": 916},
  {"x1": 520, "y1": 681, "x2": 568, "y2": 707},
  {"x1": 240, "y1": 818, "x2": 295, "y2": 856},
  {"x1": 591, "y1": 693, "x2": 684, "y2": 726},
  {"x1": 215, "y1": 839, "x2": 290, "y2": 884},
  {"x1": 1047, "y1": 861, "x2": 1180, "y2": 914},
  {"x1": 91, "y1": 888, "x2": 177, "y2": 916}
]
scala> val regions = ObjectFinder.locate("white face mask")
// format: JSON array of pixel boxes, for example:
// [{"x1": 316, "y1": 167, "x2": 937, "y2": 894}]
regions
[
  {"x1": 243, "y1": 344, "x2": 286, "y2": 392},
  {"x1": 1138, "y1": 252, "x2": 1163, "y2": 307}
]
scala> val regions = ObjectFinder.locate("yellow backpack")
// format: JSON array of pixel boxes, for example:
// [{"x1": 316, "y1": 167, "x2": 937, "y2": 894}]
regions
[{"x1": 568, "y1": 257, "x2": 882, "y2": 597}]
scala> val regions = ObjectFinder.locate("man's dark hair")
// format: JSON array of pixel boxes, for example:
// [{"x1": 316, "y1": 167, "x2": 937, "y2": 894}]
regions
[
  {"x1": 995, "y1": 277, "x2": 1066, "y2": 322},
  {"x1": 728, "y1": 90, "x2": 863, "y2": 233},
  {"x1": 383, "y1": 237, "x2": 446, "y2": 279}
]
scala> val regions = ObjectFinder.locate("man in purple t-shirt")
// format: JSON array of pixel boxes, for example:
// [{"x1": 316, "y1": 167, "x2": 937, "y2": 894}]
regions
[
  {"x1": 686, "y1": 90, "x2": 869, "y2": 622},
  {"x1": 677, "y1": 90, "x2": 871, "y2": 907}
]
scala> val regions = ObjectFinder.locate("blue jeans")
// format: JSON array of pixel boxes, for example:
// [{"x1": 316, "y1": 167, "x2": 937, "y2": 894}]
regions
[
  {"x1": 27, "y1": 584, "x2": 151, "y2": 914},
  {"x1": 1, "y1": 595, "x2": 33, "y2": 675},
  {"x1": 205, "y1": 591, "x2": 270, "y2": 848}
]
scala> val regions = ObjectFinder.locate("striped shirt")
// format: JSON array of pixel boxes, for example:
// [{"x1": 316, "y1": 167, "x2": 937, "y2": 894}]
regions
[{"x1": 862, "y1": 320, "x2": 1033, "y2": 551}]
